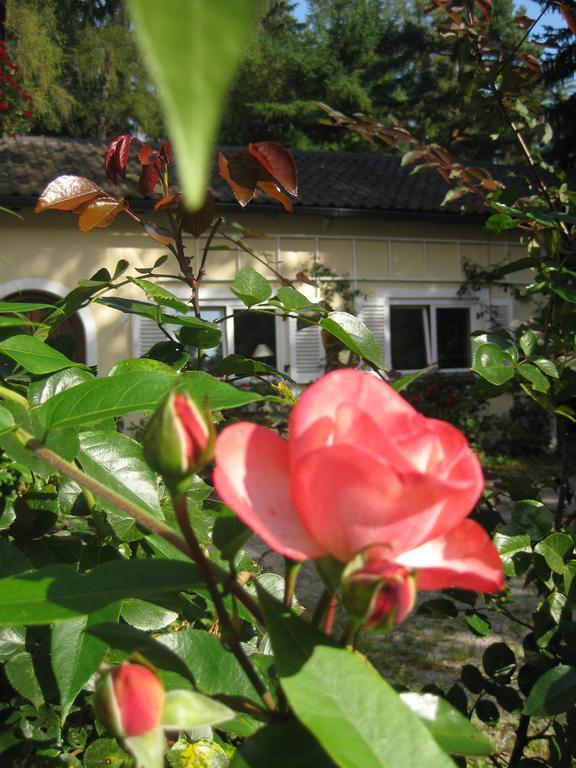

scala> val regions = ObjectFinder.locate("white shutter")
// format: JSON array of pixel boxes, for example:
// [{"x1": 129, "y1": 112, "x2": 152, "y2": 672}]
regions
[
  {"x1": 490, "y1": 300, "x2": 514, "y2": 331},
  {"x1": 289, "y1": 318, "x2": 325, "y2": 383},
  {"x1": 358, "y1": 302, "x2": 389, "y2": 368},
  {"x1": 134, "y1": 316, "x2": 169, "y2": 357}
]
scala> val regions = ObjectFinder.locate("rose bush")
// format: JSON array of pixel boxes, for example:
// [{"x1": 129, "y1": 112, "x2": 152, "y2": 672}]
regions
[{"x1": 214, "y1": 369, "x2": 503, "y2": 600}]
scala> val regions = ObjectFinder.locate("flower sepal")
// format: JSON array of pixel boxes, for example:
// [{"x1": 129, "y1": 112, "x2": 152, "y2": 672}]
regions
[{"x1": 341, "y1": 548, "x2": 417, "y2": 631}]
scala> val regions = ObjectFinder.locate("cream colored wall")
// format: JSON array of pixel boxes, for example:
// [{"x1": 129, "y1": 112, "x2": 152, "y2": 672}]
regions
[{"x1": 0, "y1": 207, "x2": 530, "y2": 372}]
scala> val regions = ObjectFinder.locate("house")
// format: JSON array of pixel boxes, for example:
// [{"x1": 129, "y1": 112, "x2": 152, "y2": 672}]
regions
[{"x1": 0, "y1": 135, "x2": 530, "y2": 381}]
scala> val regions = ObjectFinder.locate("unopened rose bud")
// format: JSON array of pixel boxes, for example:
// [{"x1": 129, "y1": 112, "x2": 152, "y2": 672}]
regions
[
  {"x1": 342, "y1": 552, "x2": 417, "y2": 630},
  {"x1": 144, "y1": 390, "x2": 215, "y2": 485},
  {"x1": 94, "y1": 661, "x2": 165, "y2": 738}
]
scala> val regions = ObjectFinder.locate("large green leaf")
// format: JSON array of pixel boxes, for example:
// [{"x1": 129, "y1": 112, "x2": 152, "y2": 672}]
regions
[
  {"x1": 321, "y1": 312, "x2": 385, "y2": 369},
  {"x1": 399, "y1": 693, "x2": 493, "y2": 756},
  {"x1": 0, "y1": 559, "x2": 200, "y2": 626},
  {"x1": 5, "y1": 650, "x2": 45, "y2": 708},
  {"x1": 51, "y1": 602, "x2": 121, "y2": 723},
  {"x1": 230, "y1": 721, "x2": 338, "y2": 767},
  {"x1": 37, "y1": 371, "x2": 176, "y2": 430},
  {"x1": 524, "y1": 665, "x2": 576, "y2": 716},
  {"x1": 126, "y1": 0, "x2": 257, "y2": 208},
  {"x1": 258, "y1": 589, "x2": 455, "y2": 768},
  {"x1": 0, "y1": 335, "x2": 84, "y2": 375},
  {"x1": 37, "y1": 370, "x2": 265, "y2": 431},
  {"x1": 160, "y1": 690, "x2": 234, "y2": 730},
  {"x1": 28, "y1": 367, "x2": 95, "y2": 407},
  {"x1": 78, "y1": 430, "x2": 163, "y2": 541}
]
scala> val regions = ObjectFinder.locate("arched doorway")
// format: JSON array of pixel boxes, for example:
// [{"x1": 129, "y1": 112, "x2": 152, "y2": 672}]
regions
[{"x1": 3, "y1": 289, "x2": 87, "y2": 365}]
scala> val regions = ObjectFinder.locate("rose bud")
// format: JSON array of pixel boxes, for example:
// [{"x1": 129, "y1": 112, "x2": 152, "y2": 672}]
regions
[
  {"x1": 342, "y1": 551, "x2": 417, "y2": 630},
  {"x1": 144, "y1": 390, "x2": 215, "y2": 484},
  {"x1": 94, "y1": 661, "x2": 165, "y2": 738}
]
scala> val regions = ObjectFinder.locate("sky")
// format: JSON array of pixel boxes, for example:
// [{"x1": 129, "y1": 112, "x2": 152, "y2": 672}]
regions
[{"x1": 293, "y1": 1, "x2": 564, "y2": 33}]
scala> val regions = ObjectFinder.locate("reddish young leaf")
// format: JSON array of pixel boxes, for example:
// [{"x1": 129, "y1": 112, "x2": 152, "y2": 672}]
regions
[
  {"x1": 115, "y1": 134, "x2": 133, "y2": 178},
  {"x1": 159, "y1": 141, "x2": 173, "y2": 165},
  {"x1": 248, "y1": 142, "x2": 298, "y2": 196},
  {"x1": 78, "y1": 197, "x2": 127, "y2": 234},
  {"x1": 154, "y1": 193, "x2": 182, "y2": 211},
  {"x1": 104, "y1": 134, "x2": 133, "y2": 183},
  {"x1": 256, "y1": 180, "x2": 293, "y2": 212},
  {"x1": 218, "y1": 152, "x2": 258, "y2": 207},
  {"x1": 180, "y1": 192, "x2": 215, "y2": 238},
  {"x1": 35, "y1": 176, "x2": 103, "y2": 213},
  {"x1": 513, "y1": 15, "x2": 534, "y2": 29},
  {"x1": 558, "y1": 2, "x2": 576, "y2": 34},
  {"x1": 139, "y1": 162, "x2": 161, "y2": 196},
  {"x1": 144, "y1": 222, "x2": 176, "y2": 245},
  {"x1": 138, "y1": 144, "x2": 158, "y2": 166}
]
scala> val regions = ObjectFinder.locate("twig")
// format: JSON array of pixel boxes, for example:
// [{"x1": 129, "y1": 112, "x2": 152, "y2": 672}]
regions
[
  {"x1": 173, "y1": 494, "x2": 277, "y2": 713},
  {"x1": 220, "y1": 233, "x2": 292, "y2": 286}
]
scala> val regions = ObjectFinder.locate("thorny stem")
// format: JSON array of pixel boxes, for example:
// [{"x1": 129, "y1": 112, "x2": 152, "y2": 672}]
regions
[
  {"x1": 311, "y1": 588, "x2": 332, "y2": 627},
  {"x1": 509, "y1": 715, "x2": 530, "y2": 768},
  {"x1": 173, "y1": 494, "x2": 277, "y2": 713},
  {"x1": 199, "y1": 217, "x2": 223, "y2": 281}
]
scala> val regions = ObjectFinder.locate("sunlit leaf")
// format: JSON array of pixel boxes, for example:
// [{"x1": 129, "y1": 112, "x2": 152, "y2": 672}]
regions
[{"x1": 35, "y1": 175, "x2": 102, "y2": 213}]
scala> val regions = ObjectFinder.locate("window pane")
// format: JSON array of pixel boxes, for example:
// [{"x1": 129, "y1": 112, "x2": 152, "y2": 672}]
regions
[
  {"x1": 437, "y1": 308, "x2": 470, "y2": 368},
  {"x1": 233, "y1": 311, "x2": 277, "y2": 367},
  {"x1": 180, "y1": 306, "x2": 224, "y2": 373},
  {"x1": 390, "y1": 307, "x2": 428, "y2": 370}
]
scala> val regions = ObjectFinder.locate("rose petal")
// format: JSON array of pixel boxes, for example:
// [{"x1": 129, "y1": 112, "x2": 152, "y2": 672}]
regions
[
  {"x1": 292, "y1": 444, "x2": 473, "y2": 562},
  {"x1": 214, "y1": 423, "x2": 325, "y2": 560},
  {"x1": 396, "y1": 519, "x2": 505, "y2": 592},
  {"x1": 290, "y1": 369, "x2": 418, "y2": 462}
]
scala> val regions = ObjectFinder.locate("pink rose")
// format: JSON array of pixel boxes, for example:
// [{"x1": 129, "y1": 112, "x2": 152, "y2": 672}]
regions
[
  {"x1": 214, "y1": 369, "x2": 503, "y2": 594},
  {"x1": 94, "y1": 661, "x2": 165, "y2": 738}
]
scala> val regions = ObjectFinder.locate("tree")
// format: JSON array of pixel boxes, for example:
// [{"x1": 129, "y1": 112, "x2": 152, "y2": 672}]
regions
[{"x1": 4, "y1": 0, "x2": 164, "y2": 139}]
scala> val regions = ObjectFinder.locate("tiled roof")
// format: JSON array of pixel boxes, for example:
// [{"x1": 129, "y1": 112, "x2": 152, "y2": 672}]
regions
[{"x1": 0, "y1": 134, "x2": 484, "y2": 217}]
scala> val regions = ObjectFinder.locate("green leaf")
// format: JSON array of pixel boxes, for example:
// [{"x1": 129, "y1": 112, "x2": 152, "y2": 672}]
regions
[
  {"x1": 51, "y1": 602, "x2": 121, "y2": 723},
  {"x1": 78, "y1": 430, "x2": 163, "y2": 541},
  {"x1": 169, "y1": 738, "x2": 229, "y2": 768},
  {"x1": 533, "y1": 358, "x2": 559, "y2": 378},
  {"x1": 518, "y1": 362, "x2": 550, "y2": 393},
  {"x1": 0, "y1": 301, "x2": 55, "y2": 313},
  {"x1": 218, "y1": 354, "x2": 281, "y2": 378},
  {"x1": 231, "y1": 269, "x2": 273, "y2": 307},
  {"x1": 5, "y1": 651, "x2": 45, "y2": 708},
  {"x1": 511, "y1": 500, "x2": 553, "y2": 540},
  {"x1": 482, "y1": 643, "x2": 516, "y2": 683},
  {"x1": 475, "y1": 700, "x2": 499, "y2": 726},
  {"x1": 161, "y1": 690, "x2": 234, "y2": 730},
  {"x1": 121, "y1": 599, "x2": 179, "y2": 631},
  {"x1": 519, "y1": 330, "x2": 537, "y2": 357},
  {"x1": 87, "y1": 623, "x2": 195, "y2": 684},
  {"x1": 179, "y1": 323, "x2": 222, "y2": 350},
  {"x1": 493, "y1": 529, "x2": 532, "y2": 577},
  {"x1": 472, "y1": 343, "x2": 515, "y2": 386},
  {"x1": 28, "y1": 367, "x2": 95, "y2": 407},
  {"x1": 0, "y1": 559, "x2": 200, "y2": 626},
  {"x1": 84, "y1": 738, "x2": 128, "y2": 768},
  {"x1": 275, "y1": 287, "x2": 325, "y2": 313},
  {"x1": 399, "y1": 693, "x2": 493, "y2": 756},
  {"x1": 321, "y1": 311, "x2": 385, "y2": 368},
  {"x1": 258, "y1": 589, "x2": 455, "y2": 768},
  {"x1": 230, "y1": 721, "x2": 338, "y2": 768},
  {"x1": 181, "y1": 371, "x2": 267, "y2": 410},
  {"x1": 0, "y1": 335, "x2": 84, "y2": 374},
  {"x1": 126, "y1": 0, "x2": 256, "y2": 208},
  {"x1": 465, "y1": 611, "x2": 491, "y2": 637},
  {"x1": 485, "y1": 213, "x2": 517, "y2": 233},
  {"x1": 390, "y1": 366, "x2": 435, "y2": 393},
  {"x1": 157, "y1": 627, "x2": 257, "y2": 703},
  {"x1": 130, "y1": 278, "x2": 191, "y2": 313},
  {"x1": 524, "y1": 665, "x2": 576, "y2": 716},
  {"x1": 0, "y1": 405, "x2": 15, "y2": 435},
  {"x1": 535, "y1": 533, "x2": 573, "y2": 574},
  {"x1": 37, "y1": 371, "x2": 177, "y2": 430}
]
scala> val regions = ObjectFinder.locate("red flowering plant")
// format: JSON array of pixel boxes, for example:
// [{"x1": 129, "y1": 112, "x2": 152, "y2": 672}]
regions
[{"x1": 0, "y1": 40, "x2": 32, "y2": 133}]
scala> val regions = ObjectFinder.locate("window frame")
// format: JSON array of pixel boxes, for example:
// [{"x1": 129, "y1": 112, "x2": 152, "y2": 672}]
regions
[{"x1": 376, "y1": 287, "x2": 490, "y2": 373}]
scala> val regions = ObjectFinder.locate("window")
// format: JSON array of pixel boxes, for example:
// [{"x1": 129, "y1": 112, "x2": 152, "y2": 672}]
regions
[
  {"x1": 389, "y1": 304, "x2": 471, "y2": 371},
  {"x1": 233, "y1": 311, "x2": 277, "y2": 368}
]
